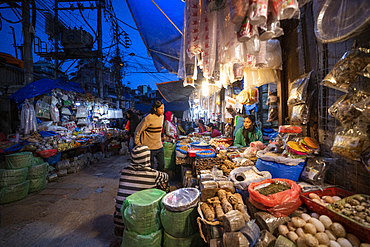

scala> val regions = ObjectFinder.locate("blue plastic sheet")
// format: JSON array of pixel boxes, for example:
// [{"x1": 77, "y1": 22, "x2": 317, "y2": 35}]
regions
[
  {"x1": 38, "y1": 131, "x2": 58, "y2": 138},
  {"x1": 10, "y1": 77, "x2": 85, "y2": 106},
  {"x1": 3, "y1": 140, "x2": 29, "y2": 154},
  {"x1": 255, "y1": 158, "x2": 305, "y2": 181}
]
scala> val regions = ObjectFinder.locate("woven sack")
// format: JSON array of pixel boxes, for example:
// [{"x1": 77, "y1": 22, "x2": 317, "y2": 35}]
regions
[
  {"x1": 5, "y1": 152, "x2": 33, "y2": 169},
  {"x1": 0, "y1": 167, "x2": 28, "y2": 188},
  {"x1": 27, "y1": 162, "x2": 48, "y2": 179},
  {"x1": 28, "y1": 176, "x2": 47, "y2": 193},
  {"x1": 122, "y1": 189, "x2": 166, "y2": 235},
  {"x1": 121, "y1": 229, "x2": 162, "y2": 247},
  {"x1": 0, "y1": 180, "x2": 29, "y2": 204},
  {"x1": 33, "y1": 157, "x2": 44, "y2": 165},
  {"x1": 163, "y1": 231, "x2": 203, "y2": 247},
  {"x1": 163, "y1": 142, "x2": 176, "y2": 170},
  {"x1": 160, "y1": 206, "x2": 199, "y2": 238}
]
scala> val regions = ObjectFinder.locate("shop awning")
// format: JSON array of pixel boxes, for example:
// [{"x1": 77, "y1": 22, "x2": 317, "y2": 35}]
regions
[
  {"x1": 126, "y1": 0, "x2": 184, "y2": 73},
  {"x1": 10, "y1": 77, "x2": 85, "y2": 105},
  {"x1": 156, "y1": 80, "x2": 193, "y2": 102}
]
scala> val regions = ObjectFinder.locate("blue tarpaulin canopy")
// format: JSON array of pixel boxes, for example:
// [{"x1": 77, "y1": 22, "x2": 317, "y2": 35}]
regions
[
  {"x1": 126, "y1": 0, "x2": 184, "y2": 73},
  {"x1": 9, "y1": 77, "x2": 85, "y2": 105}
]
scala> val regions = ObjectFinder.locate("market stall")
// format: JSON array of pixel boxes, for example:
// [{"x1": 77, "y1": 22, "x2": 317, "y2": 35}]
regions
[{"x1": 0, "y1": 77, "x2": 125, "y2": 204}]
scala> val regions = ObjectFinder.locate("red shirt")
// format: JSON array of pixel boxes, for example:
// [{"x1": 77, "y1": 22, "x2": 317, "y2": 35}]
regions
[{"x1": 211, "y1": 129, "x2": 221, "y2": 138}]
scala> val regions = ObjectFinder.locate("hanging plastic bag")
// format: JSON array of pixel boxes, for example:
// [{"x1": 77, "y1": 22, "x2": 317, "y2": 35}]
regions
[
  {"x1": 185, "y1": 0, "x2": 202, "y2": 58},
  {"x1": 332, "y1": 125, "x2": 368, "y2": 161},
  {"x1": 271, "y1": 0, "x2": 300, "y2": 20},
  {"x1": 354, "y1": 94, "x2": 370, "y2": 121},
  {"x1": 237, "y1": 16, "x2": 254, "y2": 42},
  {"x1": 255, "y1": 41, "x2": 267, "y2": 67},
  {"x1": 50, "y1": 103, "x2": 60, "y2": 122},
  {"x1": 248, "y1": 178, "x2": 302, "y2": 217},
  {"x1": 35, "y1": 100, "x2": 51, "y2": 119},
  {"x1": 265, "y1": 39, "x2": 282, "y2": 69},
  {"x1": 267, "y1": 105, "x2": 278, "y2": 122},
  {"x1": 76, "y1": 105, "x2": 88, "y2": 118},
  {"x1": 229, "y1": 0, "x2": 249, "y2": 25},
  {"x1": 249, "y1": 0, "x2": 269, "y2": 26},
  {"x1": 266, "y1": 83, "x2": 278, "y2": 105},
  {"x1": 61, "y1": 107, "x2": 72, "y2": 116},
  {"x1": 328, "y1": 91, "x2": 370, "y2": 125},
  {"x1": 287, "y1": 71, "x2": 312, "y2": 105},
  {"x1": 21, "y1": 100, "x2": 37, "y2": 135},
  {"x1": 291, "y1": 104, "x2": 308, "y2": 124},
  {"x1": 321, "y1": 48, "x2": 370, "y2": 92},
  {"x1": 245, "y1": 32, "x2": 260, "y2": 56}
]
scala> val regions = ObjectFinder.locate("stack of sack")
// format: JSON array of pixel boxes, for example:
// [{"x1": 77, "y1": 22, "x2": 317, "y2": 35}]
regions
[
  {"x1": 160, "y1": 188, "x2": 203, "y2": 247},
  {"x1": 121, "y1": 189, "x2": 166, "y2": 247},
  {"x1": 27, "y1": 157, "x2": 48, "y2": 193},
  {"x1": 0, "y1": 152, "x2": 33, "y2": 204}
]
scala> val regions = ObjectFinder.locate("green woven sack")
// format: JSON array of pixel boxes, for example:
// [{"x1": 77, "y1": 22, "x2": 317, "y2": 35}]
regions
[
  {"x1": 160, "y1": 206, "x2": 199, "y2": 238},
  {"x1": 163, "y1": 142, "x2": 176, "y2": 170},
  {"x1": 27, "y1": 162, "x2": 48, "y2": 179},
  {"x1": 28, "y1": 177, "x2": 46, "y2": 193},
  {"x1": 33, "y1": 157, "x2": 44, "y2": 165},
  {"x1": 121, "y1": 229, "x2": 162, "y2": 247},
  {"x1": 0, "y1": 167, "x2": 28, "y2": 188},
  {"x1": 163, "y1": 231, "x2": 203, "y2": 247},
  {"x1": 0, "y1": 180, "x2": 29, "y2": 205},
  {"x1": 122, "y1": 189, "x2": 166, "y2": 235},
  {"x1": 5, "y1": 152, "x2": 33, "y2": 169}
]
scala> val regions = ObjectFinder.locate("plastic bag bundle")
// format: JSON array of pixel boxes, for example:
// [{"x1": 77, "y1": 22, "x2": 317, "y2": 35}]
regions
[
  {"x1": 122, "y1": 189, "x2": 166, "y2": 235},
  {"x1": 249, "y1": 0, "x2": 268, "y2": 26},
  {"x1": 265, "y1": 39, "x2": 282, "y2": 69},
  {"x1": 228, "y1": 0, "x2": 249, "y2": 25},
  {"x1": 0, "y1": 167, "x2": 28, "y2": 188},
  {"x1": 121, "y1": 229, "x2": 162, "y2": 247},
  {"x1": 50, "y1": 103, "x2": 60, "y2": 122},
  {"x1": 253, "y1": 229, "x2": 277, "y2": 247},
  {"x1": 222, "y1": 210, "x2": 245, "y2": 232},
  {"x1": 291, "y1": 104, "x2": 308, "y2": 124},
  {"x1": 160, "y1": 206, "x2": 199, "y2": 238},
  {"x1": 0, "y1": 180, "x2": 29, "y2": 205},
  {"x1": 21, "y1": 100, "x2": 37, "y2": 135},
  {"x1": 321, "y1": 48, "x2": 370, "y2": 92},
  {"x1": 271, "y1": 0, "x2": 300, "y2": 20},
  {"x1": 185, "y1": 0, "x2": 202, "y2": 58},
  {"x1": 55, "y1": 160, "x2": 70, "y2": 171},
  {"x1": 223, "y1": 231, "x2": 249, "y2": 247},
  {"x1": 254, "y1": 211, "x2": 289, "y2": 235},
  {"x1": 228, "y1": 166, "x2": 271, "y2": 190}
]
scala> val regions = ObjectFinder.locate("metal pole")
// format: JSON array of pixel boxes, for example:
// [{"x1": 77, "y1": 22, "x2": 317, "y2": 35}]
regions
[
  {"x1": 97, "y1": 0, "x2": 103, "y2": 99},
  {"x1": 10, "y1": 26, "x2": 18, "y2": 59},
  {"x1": 54, "y1": 0, "x2": 59, "y2": 79},
  {"x1": 22, "y1": 0, "x2": 33, "y2": 84}
]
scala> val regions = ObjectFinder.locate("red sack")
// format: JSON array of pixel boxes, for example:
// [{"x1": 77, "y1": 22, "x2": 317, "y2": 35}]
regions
[{"x1": 248, "y1": 178, "x2": 302, "y2": 217}]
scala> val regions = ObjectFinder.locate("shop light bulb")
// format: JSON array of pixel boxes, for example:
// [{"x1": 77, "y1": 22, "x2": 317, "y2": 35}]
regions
[{"x1": 202, "y1": 80, "x2": 209, "y2": 97}]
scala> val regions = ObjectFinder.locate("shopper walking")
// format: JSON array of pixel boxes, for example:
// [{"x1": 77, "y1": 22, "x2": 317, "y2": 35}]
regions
[{"x1": 134, "y1": 101, "x2": 165, "y2": 171}]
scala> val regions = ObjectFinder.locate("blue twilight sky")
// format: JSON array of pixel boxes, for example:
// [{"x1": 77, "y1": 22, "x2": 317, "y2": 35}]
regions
[{"x1": 0, "y1": 0, "x2": 179, "y2": 90}]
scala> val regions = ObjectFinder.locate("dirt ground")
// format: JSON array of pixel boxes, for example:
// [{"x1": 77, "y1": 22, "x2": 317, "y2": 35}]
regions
[{"x1": 0, "y1": 154, "x2": 131, "y2": 247}]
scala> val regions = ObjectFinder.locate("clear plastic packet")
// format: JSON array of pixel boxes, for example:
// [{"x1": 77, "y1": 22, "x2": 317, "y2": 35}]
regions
[
  {"x1": 301, "y1": 157, "x2": 334, "y2": 186},
  {"x1": 228, "y1": 0, "x2": 249, "y2": 25},
  {"x1": 287, "y1": 71, "x2": 312, "y2": 105},
  {"x1": 76, "y1": 106, "x2": 88, "y2": 118},
  {"x1": 35, "y1": 100, "x2": 51, "y2": 119},
  {"x1": 245, "y1": 32, "x2": 260, "y2": 56},
  {"x1": 265, "y1": 39, "x2": 282, "y2": 70},
  {"x1": 328, "y1": 91, "x2": 369, "y2": 125},
  {"x1": 332, "y1": 125, "x2": 368, "y2": 161},
  {"x1": 291, "y1": 104, "x2": 308, "y2": 124},
  {"x1": 321, "y1": 48, "x2": 370, "y2": 92},
  {"x1": 50, "y1": 103, "x2": 60, "y2": 122},
  {"x1": 271, "y1": 0, "x2": 300, "y2": 20},
  {"x1": 267, "y1": 105, "x2": 278, "y2": 122},
  {"x1": 237, "y1": 16, "x2": 254, "y2": 42}
]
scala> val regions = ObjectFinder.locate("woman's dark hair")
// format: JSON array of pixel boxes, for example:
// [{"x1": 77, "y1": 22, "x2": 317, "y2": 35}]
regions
[
  {"x1": 242, "y1": 115, "x2": 257, "y2": 146},
  {"x1": 150, "y1": 101, "x2": 163, "y2": 114},
  {"x1": 207, "y1": 123, "x2": 215, "y2": 129},
  {"x1": 126, "y1": 109, "x2": 133, "y2": 117},
  {"x1": 199, "y1": 119, "x2": 204, "y2": 125}
]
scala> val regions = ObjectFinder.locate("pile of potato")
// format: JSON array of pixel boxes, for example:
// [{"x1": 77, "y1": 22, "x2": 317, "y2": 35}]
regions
[
  {"x1": 308, "y1": 193, "x2": 342, "y2": 206},
  {"x1": 278, "y1": 212, "x2": 370, "y2": 247}
]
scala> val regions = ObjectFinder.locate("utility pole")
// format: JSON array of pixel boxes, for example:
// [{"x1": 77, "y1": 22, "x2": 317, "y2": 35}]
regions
[
  {"x1": 10, "y1": 26, "x2": 18, "y2": 59},
  {"x1": 54, "y1": 0, "x2": 59, "y2": 79},
  {"x1": 114, "y1": 22, "x2": 122, "y2": 109},
  {"x1": 97, "y1": 0, "x2": 103, "y2": 99},
  {"x1": 22, "y1": 0, "x2": 33, "y2": 84}
]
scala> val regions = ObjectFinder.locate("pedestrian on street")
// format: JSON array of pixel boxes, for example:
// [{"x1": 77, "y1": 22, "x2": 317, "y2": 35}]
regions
[
  {"x1": 113, "y1": 145, "x2": 169, "y2": 237},
  {"x1": 134, "y1": 100, "x2": 165, "y2": 171},
  {"x1": 125, "y1": 109, "x2": 140, "y2": 153}
]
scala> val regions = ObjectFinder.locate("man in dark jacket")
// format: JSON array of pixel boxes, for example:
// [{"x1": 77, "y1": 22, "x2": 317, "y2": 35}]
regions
[{"x1": 126, "y1": 110, "x2": 140, "y2": 153}]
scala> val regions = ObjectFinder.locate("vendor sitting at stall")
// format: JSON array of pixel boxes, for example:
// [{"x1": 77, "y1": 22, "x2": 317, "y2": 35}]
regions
[
  {"x1": 113, "y1": 145, "x2": 169, "y2": 237},
  {"x1": 198, "y1": 119, "x2": 206, "y2": 133},
  {"x1": 206, "y1": 123, "x2": 221, "y2": 138},
  {"x1": 233, "y1": 115, "x2": 263, "y2": 148}
]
